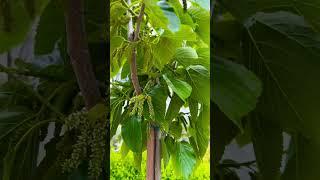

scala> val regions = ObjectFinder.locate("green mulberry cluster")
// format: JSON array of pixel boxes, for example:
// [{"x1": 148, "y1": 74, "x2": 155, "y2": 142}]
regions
[
  {"x1": 129, "y1": 94, "x2": 155, "y2": 121},
  {"x1": 62, "y1": 109, "x2": 107, "y2": 178},
  {"x1": 88, "y1": 118, "x2": 106, "y2": 177},
  {"x1": 146, "y1": 96, "x2": 155, "y2": 120},
  {"x1": 130, "y1": 94, "x2": 145, "y2": 118}
]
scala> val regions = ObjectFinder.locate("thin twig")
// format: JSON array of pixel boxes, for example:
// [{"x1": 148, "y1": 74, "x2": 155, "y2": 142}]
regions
[
  {"x1": 121, "y1": 0, "x2": 137, "y2": 16},
  {"x1": 217, "y1": 160, "x2": 256, "y2": 169}
]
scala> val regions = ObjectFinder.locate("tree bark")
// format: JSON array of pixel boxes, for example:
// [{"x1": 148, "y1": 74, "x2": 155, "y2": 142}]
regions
[
  {"x1": 154, "y1": 127, "x2": 161, "y2": 180},
  {"x1": 64, "y1": 0, "x2": 102, "y2": 109},
  {"x1": 146, "y1": 126, "x2": 161, "y2": 180},
  {"x1": 64, "y1": 0, "x2": 106, "y2": 179},
  {"x1": 146, "y1": 128, "x2": 156, "y2": 180}
]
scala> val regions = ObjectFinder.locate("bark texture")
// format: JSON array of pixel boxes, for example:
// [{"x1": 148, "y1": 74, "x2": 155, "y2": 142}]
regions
[
  {"x1": 147, "y1": 127, "x2": 161, "y2": 180},
  {"x1": 65, "y1": 0, "x2": 102, "y2": 109}
]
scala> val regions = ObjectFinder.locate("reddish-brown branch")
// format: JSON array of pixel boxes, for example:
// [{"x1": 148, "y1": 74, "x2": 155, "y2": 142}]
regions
[
  {"x1": 64, "y1": 0, "x2": 102, "y2": 109},
  {"x1": 129, "y1": 3, "x2": 145, "y2": 95},
  {"x1": 147, "y1": 128, "x2": 156, "y2": 180},
  {"x1": 146, "y1": 126, "x2": 161, "y2": 180},
  {"x1": 154, "y1": 127, "x2": 161, "y2": 180}
]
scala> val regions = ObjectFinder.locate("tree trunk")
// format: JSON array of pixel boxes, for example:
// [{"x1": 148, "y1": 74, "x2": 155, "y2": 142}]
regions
[
  {"x1": 147, "y1": 126, "x2": 161, "y2": 180},
  {"x1": 64, "y1": 0, "x2": 102, "y2": 109}
]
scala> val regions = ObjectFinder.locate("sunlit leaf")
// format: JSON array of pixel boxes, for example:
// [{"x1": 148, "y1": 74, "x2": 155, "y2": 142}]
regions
[
  {"x1": 172, "y1": 141, "x2": 197, "y2": 179},
  {"x1": 186, "y1": 65, "x2": 210, "y2": 105},
  {"x1": 163, "y1": 74, "x2": 192, "y2": 102},
  {"x1": 121, "y1": 115, "x2": 142, "y2": 152}
]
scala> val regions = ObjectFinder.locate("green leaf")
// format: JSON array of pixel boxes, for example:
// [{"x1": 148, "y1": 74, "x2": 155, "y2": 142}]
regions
[
  {"x1": 2, "y1": 149, "x2": 16, "y2": 180},
  {"x1": 186, "y1": 65, "x2": 210, "y2": 105},
  {"x1": 111, "y1": 38, "x2": 128, "y2": 77},
  {"x1": 35, "y1": 0, "x2": 65, "y2": 54},
  {"x1": 188, "y1": 6, "x2": 210, "y2": 45},
  {"x1": 188, "y1": 98, "x2": 198, "y2": 122},
  {"x1": 121, "y1": 115, "x2": 142, "y2": 152},
  {"x1": 145, "y1": 0, "x2": 168, "y2": 30},
  {"x1": 85, "y1": 0, "x2": 107, "y2": 41},
  {"x1": 196, "y1": 48, "x2": 210, "y2": 69},
  {"x1": 250, "y1": 114, "x2": 283, "y2": 180},
  {"x1": 0, "y1": 2, "x2": 33, "y2": 52},
  {"x1": 87, "y1": 103, "x2": 107, "y2": 121},
  {"x1": 13, "y1": 58, "x2": 71, "y2": 81},
  {"x1": 0, "y1": 111, "x2": 24, "y2": 120},
  {"x1": 147, "y1": 85, "x2": 167, "y2": 123},
  {"x1": 164, "y1": 135, "x2": 176, "y2": 155},
  {"x1": 191, "y1": 104, "x2": 209, "y2": 159},
  {"x1": 110, "y1": 36, "x2": 125, "y2": 57},
  {"x1": 165, "y1": 93, "x2": 184, "y2": 131},
  {"x1": 222, "y1": 0, "x2": 320, "y2": 32},
  {"x1": 174, "y1": 47, "x2": 198, "y2": 67},
  {"x1": 0, "y1": 0, "x2": 50, "y2": 52},
  {"x1": 161, "y1": 138, "x2": 170, "y2": 168},
  {"x1": 163, "y1": 74, "x2": 192, "y2": 102},
  {"x1": 121, "y1": 60, "x2": 130, "y2": 79},
  {"x1": 212, "y1": 56, "x2": 262, "y2": 129},
  {"x1": 169, "y1": 120, "x2": 182, "y2": 139},
  {"x1": 168, "y1": 1, "x2": 196, "y2": 27},
  {"x1": 294, "y1": 0, "x2": 320, "y2": 32},
  {"x1": 121, "y1": 142, "x2": 130, "y2": 159},
  {"x1": 110, "y1": 99, "x2": 125, "y2": 138},
  {"x1": 153, "y1": 35, "x2": 181, "y2": 70},
  {"x1": 133, "y1": 152, "x2": 142, "y2": 171},
  {"x1": 212, "y1": 18, "x2": 242, "y2": 42},
  {"x1": 211, "y1": 104, "x2": 239, "y2": 164},
  {"x1": 241, "y1": 11, "x2": 320, "y2": 142},
  {"x1": 163, "y1": 25, "x2": 197, "y2": 41},
  {"x1": 141, "y1": 120, "x2": 148, "y2": 151},
  {"x1": 33, "y1": 136, "x2": 67, "y2": 180},
  {"x1": 3, "y1": 133, "x2": 40, "y2": 180},
  {"x1": 157, "y1": 0, "x2": 181, "y2": 32},
  {"x1": 172, "y1": 141, "x2": 197, "y2": 179},
  {"x1": 0, "y1": 109, "x2": 31, "y2": 143},
  {"x1": 235, "y1": 123, "x2": 252, "y2": 147},
  {"x1": 25, "y1": 0, "x2": 51, "y2": 15}
]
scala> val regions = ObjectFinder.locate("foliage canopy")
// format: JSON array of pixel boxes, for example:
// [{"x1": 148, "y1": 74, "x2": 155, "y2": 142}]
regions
[{"x1": 110, "y1": 0, "x2": 210, "y2": 179}]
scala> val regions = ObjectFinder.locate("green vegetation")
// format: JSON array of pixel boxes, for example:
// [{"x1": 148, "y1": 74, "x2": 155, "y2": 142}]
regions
[
  {"x1": 213, "y1": 0, "x2": 320, "y2": 179},
  {"x1": 110, "y1": 0, "x2": 210, "y2": 178},
  {"x1": 110, "y1": 148, "x2": 210, "y2": 179}
]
